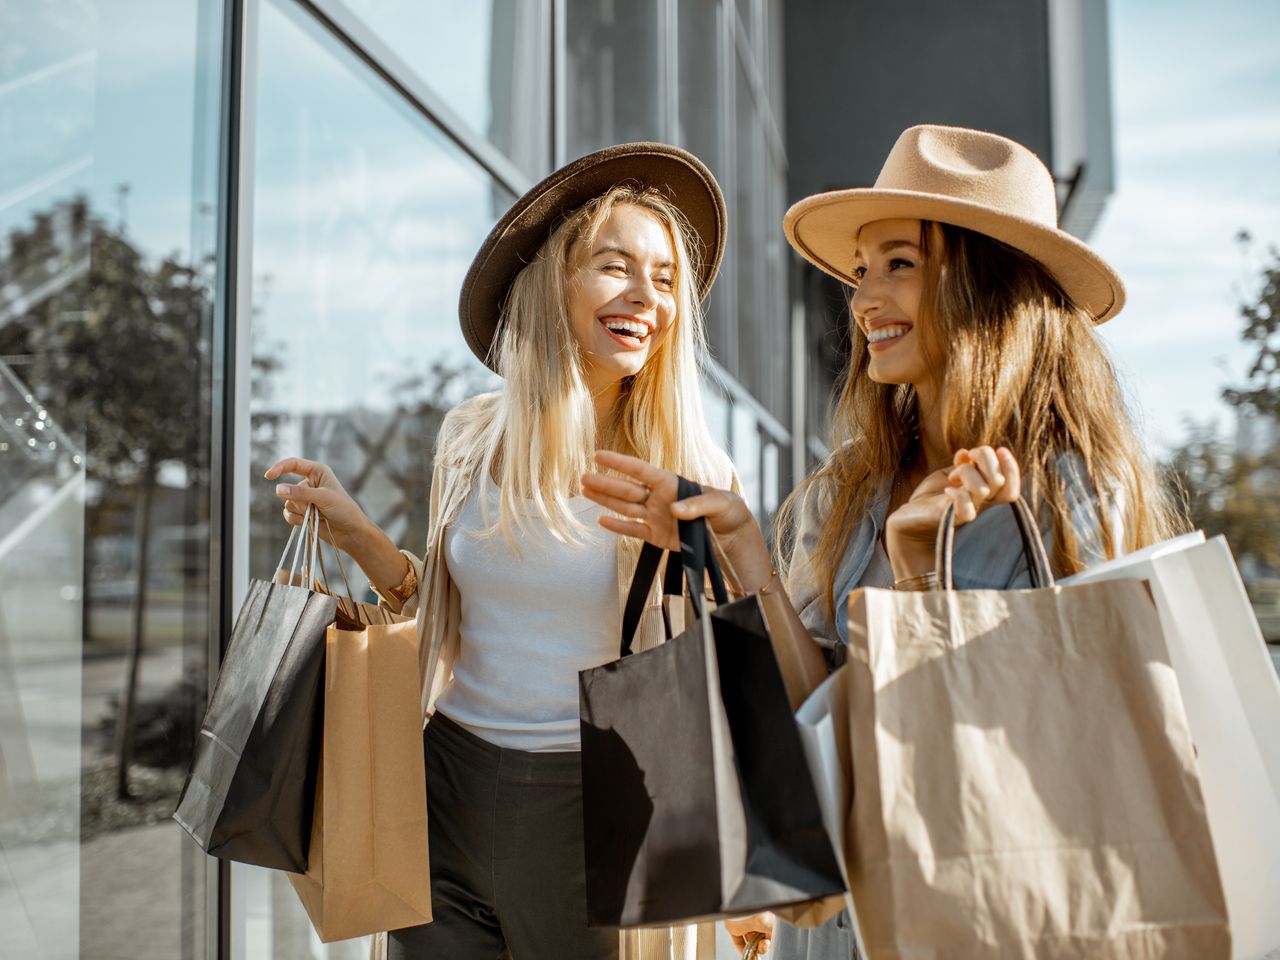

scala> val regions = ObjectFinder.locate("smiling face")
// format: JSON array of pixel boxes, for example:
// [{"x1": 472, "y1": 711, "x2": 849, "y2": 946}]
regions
[
  {"x1": 566, "y1": 203, "x2": 678, "y2": 395},
  {"x1": 849, "y1": 218, "x2": 933, "y2": 391}
]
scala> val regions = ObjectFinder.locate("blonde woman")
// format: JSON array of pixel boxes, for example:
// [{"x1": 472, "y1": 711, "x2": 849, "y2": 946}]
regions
[
  {"x1": 265, "y1": 143, "x2": 733, "y2": 959},
  {"x1": 581, "y1": 125, "x2": 1183, "y2": 959}
]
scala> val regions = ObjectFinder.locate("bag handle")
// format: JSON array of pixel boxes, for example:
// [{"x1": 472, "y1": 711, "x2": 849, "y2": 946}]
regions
[
  {"x1": 273, "y1": 507, "x2": 361, "y2": 608},
  {"x1": 618, "y1": 476, "x2": 729, "y2": 657},
  {"x1": 277, "y1": 504, "x2": 319, "y2": 587},
  {"x1": 934, "y1": 496, "x2": 1055, "y2": 590},
  {"x1": 675, "y1": 476, "x2": 730, "y2": 611},
  {"x1": 620, "y1": 544, "x2": 680, "y2": 647}
]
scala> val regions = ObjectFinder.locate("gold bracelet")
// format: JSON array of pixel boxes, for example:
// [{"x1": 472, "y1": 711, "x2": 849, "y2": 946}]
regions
[
  {"x1": 893, "y1": 571, "x2": 937, "y2": 592},
  {"x1": 756, "y1": 569, "x2": 781, "y2": 595},
  {"x1": 370, "y1": 556, "x2": 418, "y2": 606}
]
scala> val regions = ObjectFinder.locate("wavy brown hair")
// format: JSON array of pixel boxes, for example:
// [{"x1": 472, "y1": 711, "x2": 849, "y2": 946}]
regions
[{"x1": 778, "y1": 220, "x2": 1184, "y2": 617}]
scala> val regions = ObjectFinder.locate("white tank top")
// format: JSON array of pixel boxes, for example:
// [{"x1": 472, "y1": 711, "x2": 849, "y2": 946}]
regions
[{"x1": 436, "y1": 475, "x2": 621, "y2": 751}]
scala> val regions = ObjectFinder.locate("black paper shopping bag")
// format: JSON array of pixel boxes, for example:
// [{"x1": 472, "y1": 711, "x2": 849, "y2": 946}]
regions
[
  {"x1": 578, "y1": 478, "x2": 844, "y2": 928},
  {"x1": 174, "y1": 510, "x2": 338, "y2": 872}
]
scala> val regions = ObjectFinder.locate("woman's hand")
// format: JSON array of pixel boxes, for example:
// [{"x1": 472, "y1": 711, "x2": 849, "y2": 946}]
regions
[
  {"x1": 264, "y1": 456, "x2": 413, "y2": 604},
  {"x1": 884, "y1": 445, "x2": 1021, "y2": 580},
  {"x1": 580, "y1": 450, "x2": 774, "y2": 594},
  {"x1": 724, "y1": 912, "x2": 774, "y2": 956},
  {"x1": 264, "y1": 457, "x2": 372, "y2": 554}
]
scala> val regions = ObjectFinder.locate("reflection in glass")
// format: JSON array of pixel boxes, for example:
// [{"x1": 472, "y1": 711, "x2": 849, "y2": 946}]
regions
[
  {"x1": 242, "y1": 1, "x2": 511, "y2": 950},
  {"x1": 340, "y1": 0, "x2": 551, "y2": 178},
  {"x1": 677, "y1": 0, "x2": 733, "y2": 368},
  {"x1": 564, "y1": 0, "x2": 664, "y2": 159},
  {"x1": 0, "y1": 1, "x2": 219, "y2": 956},
  {"x1": 762, "y1": 440, "x2": 780, "y2": 516},
  {"x1": 0, "y1": 1, "x2": 95, "y2": 236},
  {"x1": 701, "y1": 381, "x2": 731, "y2": 455},
  {"x1": 763, "y1": 150, "x2": 789, "y2": 419},
  {"x1": 732, "y1": 404, "x2": 762, "y2": 517},
  {"x1": 734, "y1": 57, "x2": 763, "y2": 399}
]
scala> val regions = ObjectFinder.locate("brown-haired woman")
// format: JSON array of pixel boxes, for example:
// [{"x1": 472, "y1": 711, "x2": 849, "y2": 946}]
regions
[{"x1": 580, "y1": 124, "x2": 1183, "y2": 959}]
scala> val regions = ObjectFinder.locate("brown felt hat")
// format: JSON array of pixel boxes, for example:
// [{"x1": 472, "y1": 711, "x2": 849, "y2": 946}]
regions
[
  {"x1": 459, "y1": 142, "x2": 726, "y2": 370},
  {"x1": 784, "y1": 124, "x2": 1125, "y2": 323}
]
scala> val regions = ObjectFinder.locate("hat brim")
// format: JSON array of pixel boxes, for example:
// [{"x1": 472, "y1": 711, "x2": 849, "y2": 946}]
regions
[
  {"x1": 459, "y1": 142, "x2": 727, "y2": 370},
  {"x1": 784, "y1": 188, "x2": 1125, "y2": 324}
]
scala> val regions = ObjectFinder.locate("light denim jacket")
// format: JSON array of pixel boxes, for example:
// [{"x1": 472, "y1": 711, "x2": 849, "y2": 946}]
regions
[
  {"x1": 775, "y1": 454, "x2": 1121, "y2": 960},
  {"x1": 788, "y1": 454, "x2": 1121, "y2": 669}
]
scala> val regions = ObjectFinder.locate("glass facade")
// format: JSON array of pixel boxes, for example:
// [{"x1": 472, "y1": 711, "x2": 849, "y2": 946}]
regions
[
  {"x1": 0, "y1": 0, "x2": 223, "y2": 956},
  {"x1": 2, "y1": 1, "x2": 795, "y2": 956},
  {"x1": 563, "y1": 0, "x2": 795, "y2": 507},
  {"x1": 339, "y1": 0, "x2": 551, "y2": 178}
]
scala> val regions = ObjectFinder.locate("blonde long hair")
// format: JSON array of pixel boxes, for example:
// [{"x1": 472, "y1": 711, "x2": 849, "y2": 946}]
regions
[
  {"x1": 780, "y1": 220, "x2": 1183, "y2": 615},
  {"x1": 452, "y1": 185, "x2": 725, "y2": 546}
]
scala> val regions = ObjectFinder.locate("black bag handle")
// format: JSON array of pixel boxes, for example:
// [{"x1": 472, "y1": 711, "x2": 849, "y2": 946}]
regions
[
  {"x1": 619, "y1": 548, "x2": 685, "y2": 647},
  {"x1": 619, "y1": 476, "x2": 729, "y2": 656},
  {"x1": 934, "y1": 496, "x2": 1055, "y2": 590}
]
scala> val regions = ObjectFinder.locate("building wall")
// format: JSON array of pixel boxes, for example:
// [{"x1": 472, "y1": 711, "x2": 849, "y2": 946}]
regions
[
  {"x1": 783, "y1": 0, "x2": 1115, "y2": 462},
  {"x1": 0, "y1": 1, "x2": 795, "y2": 956},
  {"x1": 784, "y1": 0, "x2": 1054, "y2": 205}
]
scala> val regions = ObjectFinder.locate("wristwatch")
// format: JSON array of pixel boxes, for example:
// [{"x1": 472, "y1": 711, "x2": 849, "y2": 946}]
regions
[{"x1": 370, "y1": 557, "x2": 418, "y2": 607}]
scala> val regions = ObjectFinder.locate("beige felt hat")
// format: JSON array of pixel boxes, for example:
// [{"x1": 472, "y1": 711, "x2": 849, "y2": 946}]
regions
[
  {"x1": 459, "y1": 142, "x2": 726, "y2": 370},
  {"x1": 784, "y1": 124, "x2": 1125, "y2": 323}
]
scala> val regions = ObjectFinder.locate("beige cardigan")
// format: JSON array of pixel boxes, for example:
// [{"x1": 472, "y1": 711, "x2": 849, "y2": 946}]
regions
[{"x1": 374, "y1": 391, "x2": 735, "y2": 960}]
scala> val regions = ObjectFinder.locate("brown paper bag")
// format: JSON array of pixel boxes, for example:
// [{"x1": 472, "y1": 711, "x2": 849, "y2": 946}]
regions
[
  {"x1": 288, "y1": 615, "x2": 432, "y2": 943},
  {"x1": 842, "y1": 501, "x2": 1230, "y2": 958}
]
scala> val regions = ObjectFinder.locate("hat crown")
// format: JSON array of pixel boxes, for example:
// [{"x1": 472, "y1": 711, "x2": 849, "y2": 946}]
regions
[{"x1": 874, "y1": 125, "x2": 1059, "y2": 229}]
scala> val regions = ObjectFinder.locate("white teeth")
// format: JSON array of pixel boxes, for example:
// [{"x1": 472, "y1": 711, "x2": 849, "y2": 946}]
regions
[
  {"x1": 604, "y1": 319, "x2": 650, "y2": 339},
  {"x1": 868, "y1": 325, "x2": 910, "y2": 343}
]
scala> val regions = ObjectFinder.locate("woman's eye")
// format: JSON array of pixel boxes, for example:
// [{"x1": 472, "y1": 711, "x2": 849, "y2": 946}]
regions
[
  {"x1": 654, "y1": 275, "x2": 674, "y2": 289},
  {"x1": 602, "y1": 262, "x2": 626, "y2": 274},
  {"x1": 888, "y1": 257, "x2": 914, "y2": 271},
  {"x1": 850, "y1": 265, "x2": 866, "y2": 285}
]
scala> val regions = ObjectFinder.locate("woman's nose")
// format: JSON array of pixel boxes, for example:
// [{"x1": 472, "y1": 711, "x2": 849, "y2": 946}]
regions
[
  {"x1": 850, "y1": 277, "x2": 883, "y2": 322},
  {"x1": 626, "y1": 274, "x2": 658, "y2": 309}
]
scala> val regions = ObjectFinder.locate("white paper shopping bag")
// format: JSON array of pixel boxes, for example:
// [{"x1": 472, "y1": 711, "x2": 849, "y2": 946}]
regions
[
  {"x1": 1065, "y1": 535, "x2": 1280, "y2": 960},
  {"x1": 790, "y1": 667, "x2": 866, "y2": 956}
]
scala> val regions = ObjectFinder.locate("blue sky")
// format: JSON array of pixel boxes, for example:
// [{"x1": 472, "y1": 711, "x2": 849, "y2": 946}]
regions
[
  {"x1": 9, "y1": 0, "x2": 1274, "y2": 456},
  {"x1": 1090, "y1": 0, "x2": 1280, "y2": 452}
]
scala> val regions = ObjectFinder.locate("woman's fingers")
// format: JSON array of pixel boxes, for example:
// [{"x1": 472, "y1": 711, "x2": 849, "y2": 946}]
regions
[
  {"x1": 670, "y1": 491, "x2": 735, "y2": 522},
  {"x1": 724, "y1": 913, "x2": 774, "y2": 955},
  {"x1": 946, "y1": 485, "x2": 979, "y2": 523},
  {"x1": 944, "y1": 446, "x2": 1023, "y2": 527},
  {"x1": 948, "y1": 463, "x2": 992, "y2": 502},
  {"x1": 993, "y1": 447, "x2": 1021, "y2": 503},
  {"x1": 596, "y1": 513, "x2": 678, "y2": 551},
  {"x1": 586, "y1": 487, "x2": 651, "y2": 520},
  {"x1": 594, "y1": 450, "x2": 678, "y2": 495},
  {"x1": 580, "y1": 471, "x2": 654, "y2": 508},
  {"x1": 275, "y1": 477, "x2": 321, "y2": 504},
  {"x1": 264, "y1": 456, "x2": 323, "y2": 482},
  {"x1": 967, "y1": 446, "x2": 1004, "y2": 488}
]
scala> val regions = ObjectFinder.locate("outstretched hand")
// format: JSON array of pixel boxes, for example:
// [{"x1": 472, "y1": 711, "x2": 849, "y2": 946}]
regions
[
  {"x1": 580, "y1": 450, "x2": 774, "y2": 594},
  {"x1": 263, "y1": 457, "x2": 371, "y2": 554}
]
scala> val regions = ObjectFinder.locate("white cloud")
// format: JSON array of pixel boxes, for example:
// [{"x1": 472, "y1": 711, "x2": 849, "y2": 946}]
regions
[{"x1": 1117, "y1": 111, "x2": 1280, "y2": 161}]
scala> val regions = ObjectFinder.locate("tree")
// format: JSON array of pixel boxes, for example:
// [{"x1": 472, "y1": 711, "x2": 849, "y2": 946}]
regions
[
  {"x1": 1167, "y1": 421, "x2": 1280, "y2": 572},
  {"x1": 1167, "y1": 240, "x2": 1280, "y2": 579},
  {"x1": 1224, "y1": 236, "x2": 1280, "y2": 417},
  {"x1": 9, "y1": 199, "x2": 210, "y2": 798}
]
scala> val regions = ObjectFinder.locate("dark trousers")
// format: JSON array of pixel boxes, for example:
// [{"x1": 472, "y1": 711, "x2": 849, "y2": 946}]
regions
[{"x1": 387, "y1": 712, "x2": 618, "y2": 960}]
